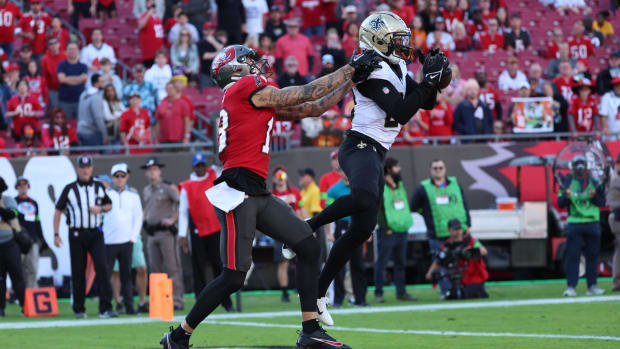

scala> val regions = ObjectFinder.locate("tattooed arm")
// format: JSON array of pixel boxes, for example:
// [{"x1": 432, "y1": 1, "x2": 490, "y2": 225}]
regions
[
  {"x1": 275, "y1": 80, "x2": 355, "y2": 120},
  {"x1": 251, "y1": 65, "x2": 355, "y2": 108}
]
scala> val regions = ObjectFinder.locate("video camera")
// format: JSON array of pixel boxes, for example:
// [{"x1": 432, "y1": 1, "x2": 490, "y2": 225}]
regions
[{"x1": 431, "y1": 236, "x2": 482, "y2": 300}]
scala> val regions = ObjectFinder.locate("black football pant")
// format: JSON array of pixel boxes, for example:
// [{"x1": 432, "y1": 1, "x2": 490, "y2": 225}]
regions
[
  {"x1": 69, "y1": 228, "x2": 112, "y2": 314},
  {"x1": 332, "y1": 220, "x2": 367, "y2": 305},
  {"x1": 189, "y1": 231, "x2": 232, "y2": 310},
  {"x1": 106, "y1": 242, "x2": 134, "y2": 312},
  {"x1": 0, "y1": 239, "x2": 25, "y2": 311}
]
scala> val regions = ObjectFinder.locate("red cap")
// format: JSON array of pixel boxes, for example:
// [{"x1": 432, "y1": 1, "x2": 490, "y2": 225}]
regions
[
  {"x1": 577, "y1": 58, "x2": 589, "y2": 68},
  {"x1": 6, "y1": 63, "x2": 19, "y2": 72},
  {"x1": 330, "y1": 149, "x2": 338, "y2": 159},
  {"x1": 30, "y1": 0, "x2": 42, "y2": 4},
  {"x1": 611, "y1": 77, "x2": 620, "y2": 86},
  {"x1": 202, "y1": 22, "x2": 215, "y2": 29}
]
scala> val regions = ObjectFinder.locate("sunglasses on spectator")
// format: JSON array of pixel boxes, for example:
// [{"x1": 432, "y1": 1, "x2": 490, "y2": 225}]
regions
[
  {"x1": 432, "y1": 166, "x2": 445, "y2": 170},
  {"x1": 17, "y1": 181, "x2": 28, "y2": 187},
  {"x1": 113, "y1": 173, "x2": 127, "y2": 178}
]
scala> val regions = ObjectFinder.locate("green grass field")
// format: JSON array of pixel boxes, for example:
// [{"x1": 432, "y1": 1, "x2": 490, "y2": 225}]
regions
[{"x1": 1, "y1": 279, "x2": 619, "y2": 349}]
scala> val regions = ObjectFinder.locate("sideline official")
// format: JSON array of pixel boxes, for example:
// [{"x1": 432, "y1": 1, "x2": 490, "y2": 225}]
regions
[
  {"x1": 103, "y1": 163, "x2": 143, "y2": 314},
  {"x1": 53, "y1": 156, "x2": 117, "y2": 318}
]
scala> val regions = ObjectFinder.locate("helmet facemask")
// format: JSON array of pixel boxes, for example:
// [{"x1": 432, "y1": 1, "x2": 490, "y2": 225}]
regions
[{"x1": 391, "y1": 32, "x2": 413, "y2": 62}]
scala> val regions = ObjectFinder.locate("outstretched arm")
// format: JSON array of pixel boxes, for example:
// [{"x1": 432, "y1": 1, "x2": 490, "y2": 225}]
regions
[
  {"x1": 275, "y1": 80, "x2": 355, "y2": 120},
  {"x1": 252, "y1": 65, "x2": 355, "y2": 109}
]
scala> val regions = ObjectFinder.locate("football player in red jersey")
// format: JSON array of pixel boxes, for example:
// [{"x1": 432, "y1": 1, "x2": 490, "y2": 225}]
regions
[
  {"x1": 160, "y1": 45, "x2": 381, "y2": 349},
  {"x1": 568, "y1": 78, "x2": 599, "y2": 133}
]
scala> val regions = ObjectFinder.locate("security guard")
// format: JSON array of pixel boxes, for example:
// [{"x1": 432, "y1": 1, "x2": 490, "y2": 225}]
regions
[
  {"x1": 53, "y1": 156, "x2": 116, "y2": 318},
  {"x1": 142, "y1": 157, "x2": 184, "y2": 309}
]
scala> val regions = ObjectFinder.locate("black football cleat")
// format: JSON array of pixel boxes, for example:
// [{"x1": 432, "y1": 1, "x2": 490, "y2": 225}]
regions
[
  {"x1": 297, "y1": 327, "x2": 351, "y2": 349},
  {"x1": 160, "y1": 326, "x2": 190, "y2": 349}
]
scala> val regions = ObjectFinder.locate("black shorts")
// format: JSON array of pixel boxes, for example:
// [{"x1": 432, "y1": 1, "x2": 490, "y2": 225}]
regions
[
  {"x1": 338, "y1": 130, "x2": 387, "y2": 199},
  {"x1": 215, "y1": 195, "x2": 313, "y2": 272},
  {"x1": 97, "y1": 1, "x2": 116, "y2": 13}
]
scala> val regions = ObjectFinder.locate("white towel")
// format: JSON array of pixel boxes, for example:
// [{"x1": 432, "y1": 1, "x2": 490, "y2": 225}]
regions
[{"x1": 205, "y1": 182, "x2": 246, "y2": 213}]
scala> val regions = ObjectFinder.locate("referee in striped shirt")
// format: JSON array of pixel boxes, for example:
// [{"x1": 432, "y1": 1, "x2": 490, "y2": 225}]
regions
[{"x1": 53, "y1": 156, "x2": 117, "y2": 318}]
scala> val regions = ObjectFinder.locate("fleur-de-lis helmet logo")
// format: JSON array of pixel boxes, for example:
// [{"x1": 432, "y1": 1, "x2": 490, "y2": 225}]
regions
[{"x1": 369, "y1": 16, "x2": 385, "y2": 31}]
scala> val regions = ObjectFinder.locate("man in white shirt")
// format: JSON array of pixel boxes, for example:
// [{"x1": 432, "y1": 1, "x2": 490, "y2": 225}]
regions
[
  {"x1": 80, "y1": 28, "x2": 117, "y2": 73},
  {"x1": 103, "y1": 163, "x2": 143, "y2": 315},
  {"x1": 145, "y1": 50, "x2": 173, "y2": 101},
  {"x1": 498, "y1": 56, "x2": 528, "y2": 92},
  {"x1": 168, "y1": 11, "x2": 199, "y2": 45},
  {"x1": 600, "y1": 77, "x2": 620, "y2": 136},
  {"x1": 242, "y1": 0, "x2": 269, "y2": 36},
  {"x1": 426, "y1": 17, "x2": 455, "y2": 52}
]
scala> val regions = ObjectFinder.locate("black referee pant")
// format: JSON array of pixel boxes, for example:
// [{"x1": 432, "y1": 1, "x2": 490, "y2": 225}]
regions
[
  {"x1": 69, "y1": 228, "x2": 112, "y2": 314},
  {"x1": 0, "y1": 239, "x2": 25, "y2": 311},
  {"x1": 190, "y1": 231, "x2": 233, "y2": 310},
  {"x1": 332, "y1": 220, "x2": 367, "y2": 306},
  {"x1": 105, "y1": 242, "x2": 134, "y2": 313}
]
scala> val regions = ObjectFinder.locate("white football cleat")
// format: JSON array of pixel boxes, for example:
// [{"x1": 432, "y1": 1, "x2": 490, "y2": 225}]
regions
[
  {"x1": 562, "y1": 287, "x2": 577, "y2": 297},
  {"x1": 586, "y1": 285, "x2": 605, "y2": 296},
  {"x1": 282, "y1": 244, "x2": 296, "y2": 260},
  {"x1": 317, "y1": 297, "x2": 334, "y2": 326}
]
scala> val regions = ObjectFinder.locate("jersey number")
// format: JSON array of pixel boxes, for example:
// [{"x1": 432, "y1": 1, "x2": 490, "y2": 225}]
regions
[
  {"x1": 261, "y1": 118, "x2": 274, "y2": 154},
  {"x1": 218, "y1": 109, "x2": 274, "y2": 155},
  {"x1": 0, "y1": 12, "x2": 13, "y2": 26}
]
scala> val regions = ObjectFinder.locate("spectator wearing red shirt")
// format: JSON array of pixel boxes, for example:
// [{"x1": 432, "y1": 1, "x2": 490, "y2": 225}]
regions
[
  {"x1": 546, "y1": 27, "x2": 564, "y2": 59},
  {"x1": 568, "y1": 79, "x2": 598, "y2": 133},
  {"x1": 0, "y1": 0, "x2": 22, "y2": 61},
  {"x1": 96, "y1": 0, "x2": 117, "y2": 20},
  {"x1": 120, "y1": 92, "x2": 152, "y2": 153},
  {"x1": 69, "y1": 0, "x2": 95, "y2": 29},
  {"x1": 49, "y1": 15, "x2": 70, "y2": 51},
  {"x1": 453, "y1": 21, "x2": 472, "y2": 52},
  {"x1": 40, "y1": 107, "x2": 78, "y2": 153},
  {"x1": 25, "y1": 60, "x2": 48, "y2": 109},
  {"x1": 40, "y1": 36, "x2": 66, "y2": 109},
  {"x1": 389, "y1": 0, "x2": 415, "y2": 27},
  {"x1": 274, "y1": 17, "x2": 313, "y2": 76},
  {"x1": 18, "y1": 0, "x2": 52, "y2": 59},
  {"x1": 154, "y1": 82, "x2": 191, "y2": 144},
  {"x1": 341, "y1": 22, "x2": 360, "y2": 59},
  {"x1": 568, "y1": 20, "x2": 594, "y2": 60},
  {"x1": 322, "y1": 0, "x2": 339, "y2": 31},
  {"x1": 476, "y1": 18, "x2": 504, "y2": 53},
  {"x1": 318, "y1": 150, "x2": 342, "y2": 209},
  {"x1": 475, "y1": 70, "x2": 503, "y2": 120},
  {"x1": 296, "y1": 0, "x2": 324, "y2": 36},
  {"x1": 479, "y1": 0, "x2": 496, "y2": 22},
  {"x1": 423, "y1": 92, "x2": 453, "y2": 139},
  {"x1": 401, "y1": 111, "x2": 428, "y2": 146},
  {"x1": 339, "y1": 5, "x2": 359, "y2": 38},
  {"x1": 138, "y1": 0, "x2": 164, "y2": 67},
  {"x1": 554, "y1": 61, "x2": 575, "y2": 102},
  {"x1": 440, "y1": 0, "x2": 464, "y2": 33},
  {"x1": 466, "y1": 9, "x2": 488, "y2": 37},
  {"x1": 6, "y1": 80, "x2": 43, "y2": 141}
]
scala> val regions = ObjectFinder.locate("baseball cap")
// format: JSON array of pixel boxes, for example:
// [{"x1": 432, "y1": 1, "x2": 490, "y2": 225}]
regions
[
  {"x1": 322, "y1": 54, "x2": 334, "y2": 65},
  {"x1": 30, "y1": 0, "x2": 42, "y2": 4},
  {"x1": 141, "y1": 157, "x2": 165, "y2": 169},
  {"x1": 20, "y1": 44, "x2": 32, "y2": 52},
  {"x1": 344, "y1": 5, "x2": 357, "y2": 13},
  {"x1": 6, "y1": 63, "x2": 19, "y2": 72},
  {"x1": 133, "y1": 63, "x2": 146, "y2": 73},
  {"x1": 298, "y1": 168, "x2": 315, "y2": 178},
  {"x1": 447, "y1": 218, "x2": 462, "y2": 230},
  {"x1": 110, "y1": 162, "x2": 130, "y2": 176},
  {"x1": 270, "y1": 4, "x2": 281, "y2": 12},
  {"x1": 202, "y1": 22, "x2": 215, "y2": 29},
  {"x1": 330, "y1": 149, "x2": 338, "y2": 160},
  {"x1": 77, "y1": 155, "x2": 93, "y2": 168},
  {"x1": 192, "y1": 153, "x2": 207, "y2": 167},
  {"x1": 611, "y1": 76, "x2": 620, "y2": 86},
  {"x1": 611, "y1": 50, "x2": 620, "y2": 59},
  {"x1": 15, "y1": 176, "x2": 29, "y2": 188},
  {"x1": 129, "y1": 90, "x2": 141, "y2": 99}
]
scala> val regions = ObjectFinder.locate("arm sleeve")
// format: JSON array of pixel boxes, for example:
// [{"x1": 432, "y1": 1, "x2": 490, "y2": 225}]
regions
[
  {"x1": 178, "y1": 188, "x2": 189, "y2": 238},
  {"x1": 131, "y1": 194, "x2": 144, "y2": 242},
  {"x1": 55, "y1": 185, "x2": 71, "y2": 210},
  {"x1": 356, "y1": 78, "x2": 438, "y2": 125}
]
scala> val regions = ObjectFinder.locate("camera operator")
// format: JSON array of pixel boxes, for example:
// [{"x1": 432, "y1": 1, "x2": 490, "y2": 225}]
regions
[
  {"x1": 425, "y1": 218, "x2": 489, "y2": 299},
  {"x1": 559, "y1": 155, "x2": 606, "y2": 297}
]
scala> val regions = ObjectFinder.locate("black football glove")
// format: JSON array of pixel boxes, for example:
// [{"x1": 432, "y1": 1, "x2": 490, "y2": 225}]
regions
[
  {"x1": 349, "y1": 50, "x2": 383, "y2": 83},
  {"x1": 420, "y1": 48, "x2": 450, "y2": 90},
  {"x1": 0, "y1": 206, "x2": 16, "y2": 222}
]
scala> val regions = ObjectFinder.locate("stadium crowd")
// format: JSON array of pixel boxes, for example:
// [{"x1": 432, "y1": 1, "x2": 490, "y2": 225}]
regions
[{"x1": 0, "y1": 0, "x2": 618, "y2": 155}]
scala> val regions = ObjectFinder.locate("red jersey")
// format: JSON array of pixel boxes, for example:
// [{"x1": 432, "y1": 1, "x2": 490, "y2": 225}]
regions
[
  {"x1": 569, "y1": 95, "x2": 598, "y2": 132},
  {"x1": 19, "y1": 11, "x2": 52, "y2": 54},
  {"x1": 554, "y1": 76, "x2": 574, "y2": 102},
  {"x1": 40, "y1": 122, "x2": 78, "y2": 150},
  {"x1": 41, "y1": 50, "x2": 67, "y2": 90},
  {"x1": 546, "y1": 41, "x2": 560, "y2": 59},
  {"x1": 478, "y1": 32, "x2": 504, "y2": 52},
  {"x1": 180, "y1": 174, "x2": 221, "y2": 237},
  {"x1": 479, "y1": 86, "x2": 501, "y2": 119},
  {"x1": 120, "y1": 107, "x2": 152, "y2": 153},
  {"x1": 272, "y1": 186, "x2": 302, "y2": 213},
  {"x1": 568, "y1": 36, "x2": 594, "y2": 60},
  {"x1": 7, "y1": 95, "x2": 42, "y2": 136},
  {"x1": 218, "y1": 74, "x2": 275, "y2": 179},
  {"x1": 392, "y1": 6, "x2": 416, "y2": 27},
  {"x1": 318, "y1": 170, "x2": 342, "y2": 208},
  {"x1": 50, "y1": 28, "x2": 70, "y2": 50},
  {"x1": 322, "y1": 0, "x2": 338, "y2": 23},
  {"x1": 0, "y1": 2, "x2": 21, "y2": 44},
  {"x1": 139, "y1": 13, "x2": 164, "y2": 60},
  {"x1": 423, "y1": 103, "x2": 453, "y2": 137},
  {"x1": 24, "y1": 75, "x2": 48, "y2": 108},
  {"x1": 441, "y1": 8, "x2": 464, "y2": 33},
  {"x1": 298, "y1": 0, "x2": 323, "y2": 28}
]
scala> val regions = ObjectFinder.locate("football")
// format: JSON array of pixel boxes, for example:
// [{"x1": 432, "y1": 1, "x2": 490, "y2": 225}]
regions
[{"x1": 439, "y1": 67, "x2": 452, "y2": 90}]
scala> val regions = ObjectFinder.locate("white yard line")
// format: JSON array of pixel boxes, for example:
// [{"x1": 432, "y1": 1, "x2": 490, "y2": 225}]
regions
[
  {"x1": 207, "y1": 320, "x2": 620, "y2": 342},
  {"x1": 1, "y1": 295, "x2": 619, "y2": 330}
]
